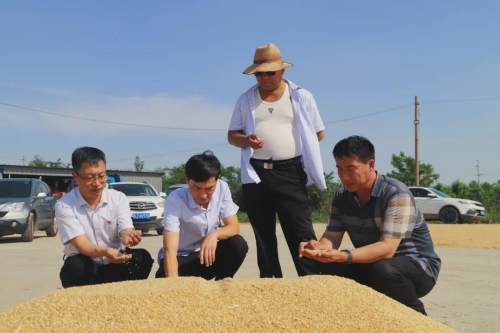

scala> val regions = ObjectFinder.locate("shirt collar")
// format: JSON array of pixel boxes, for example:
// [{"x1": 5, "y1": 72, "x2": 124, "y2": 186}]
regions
[
  {"x1": 186, "y1": 189, "x2": 200, "y2": 210},
  {"x1": 75, "y1": 187, "x2": 109, "y2": 208},
  {"x1": 285, "y1": 79, "x2": 300, "y2": 92},
  {"x1": 250, "y1": 79, "x2": 301, "y2": 96},
  {"x1": 370, "y1": 173, "x2": 384, "y2": 198},
  {"x1": 346, "y1": 172, "x2": 383, "y2": 205}
]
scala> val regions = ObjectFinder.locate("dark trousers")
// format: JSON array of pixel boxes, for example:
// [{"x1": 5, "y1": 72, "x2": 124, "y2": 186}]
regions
[
  {"x1": 300, "y1": 256, "x2": 436, "y2": 314},
  {"x1": 243, "y1": 157, "x2": 316, "y2": 278},
  {"x1": 155, "y1": 235, "x2": 248, "y2": 280},
  {"x1": 60, "y1": 248, "x2": 153, "y2": 288}
]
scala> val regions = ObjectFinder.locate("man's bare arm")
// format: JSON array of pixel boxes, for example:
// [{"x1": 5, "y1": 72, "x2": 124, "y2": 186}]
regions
[
  {"x1": 69, "y1": 235, "x2": 126, "y2": 263},
  {"x1": 349, "y1": 238, "x2": 401, "y2": 263},
  {"x1": 163, "y1": 231, "x2": 180, "y2": 277}
]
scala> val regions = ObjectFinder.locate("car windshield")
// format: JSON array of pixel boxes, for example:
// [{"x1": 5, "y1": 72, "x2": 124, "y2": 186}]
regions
[
  {"x1": 0, "y1": 181, "x2": 32, "y2": 198},
  {"x1": 109, "y1": 184, "x2": 157, "y2": 196},
  {"x1": 430, "y1": 188, "x2": 450, "y2": 198}
]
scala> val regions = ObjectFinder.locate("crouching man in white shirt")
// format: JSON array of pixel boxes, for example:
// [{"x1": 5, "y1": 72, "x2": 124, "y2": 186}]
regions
[
  {"x1": 56, "y1": 147, "x2": 153, "y2": 288},
  {"x1": 156, "y1": 151, "x2": 248, "y2": 280}
]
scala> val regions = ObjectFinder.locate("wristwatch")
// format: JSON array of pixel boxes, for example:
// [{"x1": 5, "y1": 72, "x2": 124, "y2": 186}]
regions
[{"x1": 341, "y1": 249, "x2": 353, "y2": 264}]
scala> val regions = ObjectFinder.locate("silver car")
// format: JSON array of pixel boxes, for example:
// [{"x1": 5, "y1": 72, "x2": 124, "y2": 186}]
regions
[
  {"x1": 0, "y1": 178, "x2": 57, "y2": 241},
  {"x1": 409, "y1": 186, "x2": 486, "y2": 223}
]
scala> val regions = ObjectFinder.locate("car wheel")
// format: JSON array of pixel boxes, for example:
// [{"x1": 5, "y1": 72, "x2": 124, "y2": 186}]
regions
[
  {"x1": 22, "y1": 212, "x2": 35, "y2": 242},
  {"x1": 45, "y1": 217, "x2": 58, "y2": 237},
  {"x1": 156, "y1": 228, "x2": 164, "y2": 235},
  {"x1": 439, "y1": 206, "x2": 460, "y2": 224}
]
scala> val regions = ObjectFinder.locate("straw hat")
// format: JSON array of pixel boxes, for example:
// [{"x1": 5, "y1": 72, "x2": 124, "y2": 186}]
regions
[{"x1": 243, "y1": 43, "x2": 293, "y2": 75}]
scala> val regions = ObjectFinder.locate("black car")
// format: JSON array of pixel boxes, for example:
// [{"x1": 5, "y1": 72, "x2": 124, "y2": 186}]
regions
[{"x1": 0, "y1": 178, "x2": 57, "y2": 241}]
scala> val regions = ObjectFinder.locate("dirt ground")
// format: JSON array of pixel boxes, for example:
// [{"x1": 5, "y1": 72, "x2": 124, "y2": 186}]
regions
[
  {"x1": 428, "y1": 224, "x2": 500, "y2": 249},
  {"x1": 0, "y1": 224, "x2": 499, "y2": 332}
]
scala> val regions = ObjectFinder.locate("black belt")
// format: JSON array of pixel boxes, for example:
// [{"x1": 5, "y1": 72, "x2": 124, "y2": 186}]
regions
[{"x1": 250, "y1": 156, "x2": 302, "y2": 170}]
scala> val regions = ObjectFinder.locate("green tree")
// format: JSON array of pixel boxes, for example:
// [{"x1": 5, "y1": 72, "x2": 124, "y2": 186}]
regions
[
  {"x1": 47, "y1": 158, "x2": 70, "y2": 168},
  {"x1": 28, "y1": 155, "x2": 48, "y2": 167},
  {"x1": 134, "y1": 155, "x2": 144, "y2": 172},
  {"x1": 220, "y1": 166, "x2": 243, "y2": 208},
  {"x1": 308, "y1": 171, "x2": 340, "y2": 215},
  {"x1": 28, "y1": 155, "x2": 69, "y2": 168},
  {"x1": 387, "y1": 152, "x2": 439, "y2": 186},
  {"x1": 161, "y1": 165, "x2": 186, "y2": 191}
]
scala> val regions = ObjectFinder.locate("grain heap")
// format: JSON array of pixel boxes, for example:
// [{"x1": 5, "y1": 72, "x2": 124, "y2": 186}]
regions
[{"x1": 0, "y1": 276, "x2": 454, "y2": 333}]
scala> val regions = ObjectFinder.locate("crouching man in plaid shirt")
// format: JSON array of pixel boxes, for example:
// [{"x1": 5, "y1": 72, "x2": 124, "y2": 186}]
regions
[{"x1": 299, "y1": 136, "x2": 441, "y2": 315}]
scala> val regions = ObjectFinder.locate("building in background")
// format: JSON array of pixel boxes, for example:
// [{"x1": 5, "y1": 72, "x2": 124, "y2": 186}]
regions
[{"x1": 0, "y1": 165, "x2": 163, "y2": 197}]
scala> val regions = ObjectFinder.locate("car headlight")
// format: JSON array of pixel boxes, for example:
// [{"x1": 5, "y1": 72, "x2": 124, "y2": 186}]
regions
[{"x1": 1, "y1": 202, "x2": 26, "y2": 212}]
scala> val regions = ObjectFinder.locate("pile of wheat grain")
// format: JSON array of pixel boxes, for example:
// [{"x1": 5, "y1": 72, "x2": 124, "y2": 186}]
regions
[{"x1": 0, "y1": 276, "x2": 454, "y2": 333}]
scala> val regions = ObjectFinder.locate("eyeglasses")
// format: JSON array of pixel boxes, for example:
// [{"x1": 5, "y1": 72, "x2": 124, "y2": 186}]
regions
[
  {"x1": 254, "y1": 71, "x2": 276, "y2": 77},
  {"x1": 75, "y1": 172, "x2": 107, "y2": 184}
]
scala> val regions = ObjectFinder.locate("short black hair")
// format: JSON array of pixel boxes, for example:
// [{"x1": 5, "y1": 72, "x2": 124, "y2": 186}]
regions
[
  {"x1": 71, "y1": 147, "x2": 106, "y2": 172},
  {"x1": 333, "y1": 136, "x2": 375, "y2": 163},
  {"x1": 185, "y1": 151, "x2": 221, "y2": 182}
]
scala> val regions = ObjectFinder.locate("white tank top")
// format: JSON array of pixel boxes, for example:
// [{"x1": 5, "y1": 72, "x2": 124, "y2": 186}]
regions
[{"x1": 252, "y1": 83, "x2": 301, "y2": 160}]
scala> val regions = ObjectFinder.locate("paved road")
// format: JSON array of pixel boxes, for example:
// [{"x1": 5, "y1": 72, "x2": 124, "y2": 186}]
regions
[{"x1": 1, "y1": 224, "x2": 499, "y2": 333}]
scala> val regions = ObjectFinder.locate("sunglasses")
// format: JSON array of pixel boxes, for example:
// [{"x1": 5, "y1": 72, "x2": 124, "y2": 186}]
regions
[{"x1": 254, "y1": 71, "x2": 277, "y2": 77}]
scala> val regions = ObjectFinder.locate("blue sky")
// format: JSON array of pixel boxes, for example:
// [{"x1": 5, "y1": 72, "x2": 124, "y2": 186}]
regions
[{"x1": 1, "y1": 1, "x2": 499, "y2": 184}]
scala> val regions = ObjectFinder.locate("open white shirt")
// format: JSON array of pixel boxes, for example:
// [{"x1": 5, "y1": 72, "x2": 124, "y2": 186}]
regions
[
  {"x1": 56, "y1": 188, "x2": 133, "y2": 265},
  {"x1": 228, "y1": 80, "x2": 327, "y2": 190}
]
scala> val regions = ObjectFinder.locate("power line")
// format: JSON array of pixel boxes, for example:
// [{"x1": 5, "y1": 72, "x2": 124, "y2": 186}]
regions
[
  {"x1": 324, "y1": 96, "x2": 500, "y2": 124},
  {"x1": 425, "y1": 97, "x2": 500, "y2": 105},
  {"x1": 1, "y1": 96, "x2": 499, "y2": 132},
  {"x1": 0, "y1": 101, "x2": 226, "y2": 132},
  {"x1": 324, "y1": 103, "x2": 413, "y2": 124},
  {"x1": 0, "y1": 100, "x2": 416, "y2": 130},
  {"x1": 3, "y1": 96, "x2": 499, "y2": 168}
]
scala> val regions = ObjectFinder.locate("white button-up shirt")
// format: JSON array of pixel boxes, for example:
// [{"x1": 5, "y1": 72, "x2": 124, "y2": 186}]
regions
[
  {"x1": 159, "y1": 179, "x2": 238, "y2": 258},
  {"x1": 56, "y1": 188, "x2": 133, "y2": 264},
  {"x1": 228, "y1": 80, "x2": 327, "y2": 190}
]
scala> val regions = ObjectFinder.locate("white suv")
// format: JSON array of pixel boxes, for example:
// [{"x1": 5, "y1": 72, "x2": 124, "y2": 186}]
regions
[
  {"x1": 108, "y1": 182, "x2": 165, "y2": 234},
  {"x1": 408, "y1": 186, "x2": 486, "y2": 223}
]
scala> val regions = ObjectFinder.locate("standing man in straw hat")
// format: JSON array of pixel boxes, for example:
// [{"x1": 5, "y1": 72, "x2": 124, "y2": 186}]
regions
[{"x1": 228, "y1": 43, "x2": 327, "y2": 277}]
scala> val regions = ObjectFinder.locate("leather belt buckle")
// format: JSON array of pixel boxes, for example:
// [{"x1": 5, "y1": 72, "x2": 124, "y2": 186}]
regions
[{"x1": 263, "y1": 161, "x2": 273, "y2": 170}]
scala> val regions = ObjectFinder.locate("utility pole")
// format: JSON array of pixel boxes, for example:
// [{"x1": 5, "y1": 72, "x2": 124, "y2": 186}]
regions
[
  {"x1": 414, "y1": 96, "x2": 420, "y2": 186},
  {"x1": 475, "y1": 160, "x2": 482, "y2": 184}
]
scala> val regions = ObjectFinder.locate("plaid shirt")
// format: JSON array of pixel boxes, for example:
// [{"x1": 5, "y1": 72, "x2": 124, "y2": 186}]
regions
[{"x1": 327, "y1": 174, "x2": 441, "y2": 281}]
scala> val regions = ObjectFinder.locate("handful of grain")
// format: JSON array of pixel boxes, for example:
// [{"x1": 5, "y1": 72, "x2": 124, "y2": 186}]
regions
[
  {"x1": 310, "y1": 248, "x2": 325, "y2": 256},
  {"x1": 116, "y1": 252, "x2": 133, "y2": 261}
]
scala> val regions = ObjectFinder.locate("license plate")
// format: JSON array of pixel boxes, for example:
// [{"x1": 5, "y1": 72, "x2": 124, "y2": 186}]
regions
[
  {"x1": 479, "y1": 211, "x2": 486, "y2": 216},
  {"x1": 132, "y1": 212, "x2": 150, "y2": 220}
]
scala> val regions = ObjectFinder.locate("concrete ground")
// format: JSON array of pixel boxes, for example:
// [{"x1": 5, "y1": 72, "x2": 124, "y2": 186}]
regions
[{"x1": 1, "y1": 224, "x2": 499, "y2": 333}]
